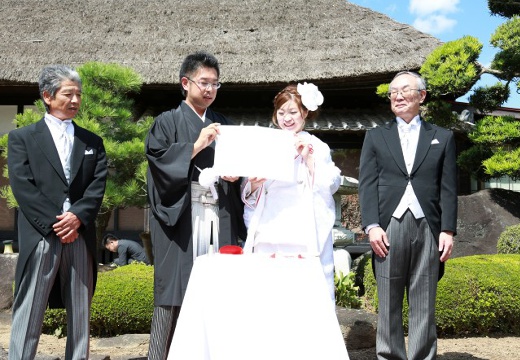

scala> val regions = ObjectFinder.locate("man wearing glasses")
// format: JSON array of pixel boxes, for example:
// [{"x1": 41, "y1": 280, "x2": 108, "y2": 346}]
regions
[
  {"x1": 359, "y1": 71, "x2": 457, "y2": 359},
  {"x1": 145, "y1": 51, "x2": 246, "y2": 360}
]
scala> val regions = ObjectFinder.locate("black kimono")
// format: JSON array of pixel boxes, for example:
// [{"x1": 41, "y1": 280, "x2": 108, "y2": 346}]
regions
[{"x1": 145, "y1": 101, "x2": 246, "y2": 306}]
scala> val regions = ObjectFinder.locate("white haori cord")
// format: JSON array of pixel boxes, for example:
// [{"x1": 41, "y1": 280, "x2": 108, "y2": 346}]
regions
[{"x1": 192, "y1": 167, "x2": 220, "y2": 261}]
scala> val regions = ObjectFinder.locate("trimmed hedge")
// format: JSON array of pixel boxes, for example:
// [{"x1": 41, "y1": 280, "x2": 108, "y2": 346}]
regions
[
  {"x1": 363, "y1": 254, "x2": 520, "y2": 336},
  {"x1": 43, "y1": 263, "x2": 154, "y2": 337}
]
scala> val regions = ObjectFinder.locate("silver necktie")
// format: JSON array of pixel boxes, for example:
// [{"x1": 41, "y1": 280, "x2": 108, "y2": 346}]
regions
[
  {"x1": 60, "y1": 122, "x2": 73, "y2": 212},
  {"x1": 59, "y1": 122, "x2": 72, "y2": 163},
  {"x1": 400, "y1": 124, "x2": 414, "y2": 172}
]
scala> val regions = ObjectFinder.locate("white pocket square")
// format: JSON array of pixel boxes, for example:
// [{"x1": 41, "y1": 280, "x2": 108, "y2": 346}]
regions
[
  {"x1": 431, "y1": 139, "x2": 440, "y2": 144},
  {"x1": 84, "y1": 149, "x2": 94, "y2": 155}
]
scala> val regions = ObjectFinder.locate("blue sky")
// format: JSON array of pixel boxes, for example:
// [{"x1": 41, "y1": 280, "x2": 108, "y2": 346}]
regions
[{"x1": 348, "y1": 0, "x2": 519, "y2": 108}]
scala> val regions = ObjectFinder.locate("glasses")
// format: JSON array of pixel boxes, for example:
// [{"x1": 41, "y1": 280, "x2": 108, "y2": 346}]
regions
[
  {"x1": 387, "y1": 88, "x2": 421, "y2": 99},
  {"x1": 186, "y1": 77, "x2": 221, "y2": 91}
]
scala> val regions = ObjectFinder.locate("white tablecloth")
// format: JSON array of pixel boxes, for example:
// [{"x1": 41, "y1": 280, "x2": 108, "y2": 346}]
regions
[{"x1": 167, "y1": 254, "x2": 350, "y2": 360}]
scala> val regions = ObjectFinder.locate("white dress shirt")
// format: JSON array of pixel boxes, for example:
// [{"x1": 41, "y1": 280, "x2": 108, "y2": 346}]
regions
[
  {"x1": 392, "y1": 116, "x2": 425, "y2": 220},
  {"x1": 45, "y1": 113, "x2": 74, "y2": 211}
]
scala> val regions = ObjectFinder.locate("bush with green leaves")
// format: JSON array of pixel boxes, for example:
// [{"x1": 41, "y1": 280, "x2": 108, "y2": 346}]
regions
[
  {"x1": 334, "y1": 271, "x2": 362, "y2": 308},
  {"x1": 363, "y1": 254, "x2": 520, "y2": 336},
  {"x1": 497, "y1": 224, "x2": 520, "y2": 254},
  {"x1": 42, "y1": 263, "x2": 154, "y2": 337}
]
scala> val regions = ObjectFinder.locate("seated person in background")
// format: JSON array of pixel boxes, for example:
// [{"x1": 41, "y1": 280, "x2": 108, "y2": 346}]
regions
[{"x1": 103, "y1": 233, "x2": 150, "y2": 266}]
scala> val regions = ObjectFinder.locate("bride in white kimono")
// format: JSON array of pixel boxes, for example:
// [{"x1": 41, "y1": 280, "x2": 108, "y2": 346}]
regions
[{"x1": 242, "y1": 83, "x2": 341, "y2": 302}]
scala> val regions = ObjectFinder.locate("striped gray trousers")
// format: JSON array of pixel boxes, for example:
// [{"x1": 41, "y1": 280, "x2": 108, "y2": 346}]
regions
[
  {"x1": 9, "y1": 233, "x2": 93, "y2": 360},
  {"x1": 148, "y1": 306, "x2": 181, "y2": 360},
  {"x1": 148, "y1": 182, "x2": 218, "y2": 360},
  {"x1": 374, "y1": 210, "x2": 440, "y2": 360}
]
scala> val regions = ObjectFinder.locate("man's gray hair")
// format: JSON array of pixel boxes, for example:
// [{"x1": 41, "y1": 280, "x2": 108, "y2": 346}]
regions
[
  {"x1": 39, "y1": 65, "x2": 82, "y2": 111},
  {"x1": 391, "y1": 71, "x2": 427, "y2": 90}
]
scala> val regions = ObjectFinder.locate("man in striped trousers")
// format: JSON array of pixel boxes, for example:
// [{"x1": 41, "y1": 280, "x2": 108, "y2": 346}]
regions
[
  {"x1": 359, "y1": 71, "x2": 457, "y2": 360},
  {"x1": 7, "y1": 65, "x2": 107, "y2": 360}
]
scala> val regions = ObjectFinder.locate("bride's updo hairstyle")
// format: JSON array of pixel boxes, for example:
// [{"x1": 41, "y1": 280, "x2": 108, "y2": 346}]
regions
[{"x1": 271, "y1": 84, "x2": 320, "y2": 128}]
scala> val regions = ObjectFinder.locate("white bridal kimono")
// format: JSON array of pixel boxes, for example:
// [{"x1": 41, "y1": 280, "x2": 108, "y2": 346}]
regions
[{"x1": 242, "y1": 131, "x2": 341, "y2": 301}]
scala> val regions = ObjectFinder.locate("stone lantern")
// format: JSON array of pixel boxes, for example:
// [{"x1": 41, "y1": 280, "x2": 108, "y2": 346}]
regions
[
  {"x1": 332, "y1": 176, "x2": 359, "y2": 276},
  {"x1": 2, "y1": 240, "x2": 14, "y2": 254},
  {"x1": 0, "y1": 240, "x2": 18, "y2": 309}
]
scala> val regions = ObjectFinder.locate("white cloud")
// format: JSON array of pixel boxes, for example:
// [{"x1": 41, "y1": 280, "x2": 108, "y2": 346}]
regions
[
  {"x1": 385, "y1": 4, "x2": 397, "y2": 14},
  {"x1": 409, "y1": 0, "x2": 459, "y2": 35},
  {"x1": 413, "y1": 15, "x2": 457, "y2": 35},
  {"x1": 409, "y1": 0, "x2": 459, "y2": 16}
]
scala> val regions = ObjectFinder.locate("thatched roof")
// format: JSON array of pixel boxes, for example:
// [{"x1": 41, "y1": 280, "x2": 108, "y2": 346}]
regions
[
  {"x1": 226, "y1": 106, "x2": 392, "y2": 131},
  {"x1": 0, "y1": 0, "x2": 441, "y2": 88}
]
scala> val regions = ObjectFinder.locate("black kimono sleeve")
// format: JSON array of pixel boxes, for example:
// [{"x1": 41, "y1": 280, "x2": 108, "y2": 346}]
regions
[{"x1": 145, "y1": 110, "x2": 194, "y2": 227}]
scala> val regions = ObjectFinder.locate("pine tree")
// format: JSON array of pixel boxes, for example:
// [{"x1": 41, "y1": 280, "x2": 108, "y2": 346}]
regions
[
  {"x1": 376, "y1": 0, "x2": 520, "y2": 181},
  {"x1": 0, "y1": 62, "x2": 154, "y2": 245}
]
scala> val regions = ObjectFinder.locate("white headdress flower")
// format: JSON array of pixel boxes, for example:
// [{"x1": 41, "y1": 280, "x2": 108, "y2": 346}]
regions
[{"x1": 297, "y1": 82, "x2": 324, "y2": 111}]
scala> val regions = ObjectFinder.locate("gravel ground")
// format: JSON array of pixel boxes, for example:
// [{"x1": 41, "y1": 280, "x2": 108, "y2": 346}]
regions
[{"x1": 1, "y1": 310, "x2": 519, "y2": 359}]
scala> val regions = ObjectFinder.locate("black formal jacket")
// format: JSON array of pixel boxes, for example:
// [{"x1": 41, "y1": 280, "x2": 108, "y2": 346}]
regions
[
  {"x1": 8, "y1": 118, "x2": 107, "y2": 308},
  {"x1": 358, "y1": 119, "x2": 457, "y2": 279}
]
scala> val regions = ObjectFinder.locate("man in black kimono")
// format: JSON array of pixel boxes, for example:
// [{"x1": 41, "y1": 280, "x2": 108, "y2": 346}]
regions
[{"x1": 145, "y1": 51, "x2": 246, "y2": 360}]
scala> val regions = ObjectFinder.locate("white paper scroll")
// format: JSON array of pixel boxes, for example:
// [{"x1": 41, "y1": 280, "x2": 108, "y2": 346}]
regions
[{"x1": 213, "y1": 126, "x2": 296, "y2": 182}]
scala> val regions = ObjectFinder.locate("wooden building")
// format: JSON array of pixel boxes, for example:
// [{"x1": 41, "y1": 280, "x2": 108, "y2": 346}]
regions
[{"x1": 0, "y1": 0, "x2": 445, "y2": 246}]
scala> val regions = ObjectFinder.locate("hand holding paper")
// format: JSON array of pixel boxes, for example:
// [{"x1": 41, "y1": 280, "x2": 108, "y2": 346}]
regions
[{"x1": 193, "y1": 122, "x2": 220, "y2": 158}]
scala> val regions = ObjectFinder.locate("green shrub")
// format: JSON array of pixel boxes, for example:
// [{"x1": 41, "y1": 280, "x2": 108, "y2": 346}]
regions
[
  {"x1": 363, "y1": 254, "x2": 520, "y2": 336},
  {"x1": 335, "y1": 271, "x2": 362, "y2": 308},
  {"x1": 43, "y1": 263, "x2": 154, "y2": 337},
  {"x1": 497, "y1": 224, "x2": 520, "y2": 254}
]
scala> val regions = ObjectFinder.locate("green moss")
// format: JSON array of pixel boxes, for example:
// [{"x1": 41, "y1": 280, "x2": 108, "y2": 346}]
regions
[{"x1": 363, "y1": 254, "x2": 520, "y2": 336}]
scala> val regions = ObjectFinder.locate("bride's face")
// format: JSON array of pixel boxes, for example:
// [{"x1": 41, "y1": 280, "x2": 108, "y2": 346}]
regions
[{"x1": 276, "y1": 100, "x2": 306, "y2": 133}]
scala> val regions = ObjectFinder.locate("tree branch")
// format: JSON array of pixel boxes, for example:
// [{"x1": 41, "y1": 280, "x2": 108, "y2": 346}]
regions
[{"x1": 478, "y1": 62, "x2": 520, "y2": 78}]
